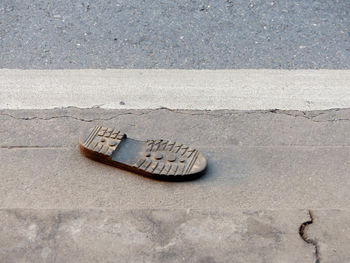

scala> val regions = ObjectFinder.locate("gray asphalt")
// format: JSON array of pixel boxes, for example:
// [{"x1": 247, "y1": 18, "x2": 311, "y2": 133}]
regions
[{"x1": 1, "y1": 0, "x2": 349, "y2": 69}]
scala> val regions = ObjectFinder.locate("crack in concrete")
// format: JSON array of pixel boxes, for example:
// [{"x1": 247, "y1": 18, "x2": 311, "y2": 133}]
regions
[
  {"x1": 269, "y1": 109, "x2": 350, "y2": 123},
  {"x1": 0, "y1": 110, "x2": 155, "y2": 122},
  {"x1": 299, "y1": 210, "x2": 320, "y2": 263},
  {"x1": 0, "y1": 107, "x2": 349, "y2": 123},
  {"x1": 0, "y1": 108, "x2": 215, "y2": 122}
]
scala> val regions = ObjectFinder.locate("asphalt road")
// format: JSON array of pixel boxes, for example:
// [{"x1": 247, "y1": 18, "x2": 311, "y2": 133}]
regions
[{"x1": 1, "y1": 0, "x2": 349, "y2": 69}]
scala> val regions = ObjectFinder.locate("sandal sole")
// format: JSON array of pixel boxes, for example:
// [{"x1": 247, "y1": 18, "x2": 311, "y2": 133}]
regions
[{"x1": 79, "y1": 126, "x2": 207, "y2": 181}]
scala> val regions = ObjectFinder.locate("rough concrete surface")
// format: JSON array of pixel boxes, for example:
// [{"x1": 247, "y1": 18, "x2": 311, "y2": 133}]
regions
[
  {"x1": 0, "y1": 209, "x2": 312, "y2": 263},
  {"x1": 1, "y1": 0, "x2": 349, "y2": 69},
  {"x1": 1, "y1": 108, "x2": 350, "y2": 262},
  {"x1": 1, "y1": 108, "x2": 350, "y2": 210}
]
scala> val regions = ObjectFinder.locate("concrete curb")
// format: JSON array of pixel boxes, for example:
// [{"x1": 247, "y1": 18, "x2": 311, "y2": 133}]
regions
[{"x1": 1, "y1": 69, "x2": 349, "y2": 110}]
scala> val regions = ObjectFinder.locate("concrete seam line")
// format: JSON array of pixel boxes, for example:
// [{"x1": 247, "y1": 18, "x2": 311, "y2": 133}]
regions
[{"x1": 0, "y1": 69, "x2": 349, "y2": 110}]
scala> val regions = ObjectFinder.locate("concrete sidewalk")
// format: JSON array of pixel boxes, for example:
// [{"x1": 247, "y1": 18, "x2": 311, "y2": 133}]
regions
[{"x1": 1, "y1": 107, "x2": 350, "y2": 262}]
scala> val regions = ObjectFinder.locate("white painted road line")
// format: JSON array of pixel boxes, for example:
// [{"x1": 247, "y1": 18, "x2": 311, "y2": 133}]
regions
[{"x1": 1, "y1": 69, "x2": 349, "y2": 110}]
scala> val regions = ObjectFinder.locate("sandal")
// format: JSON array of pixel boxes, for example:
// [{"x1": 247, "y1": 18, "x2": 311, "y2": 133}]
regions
[{"x1": 79, "y1": 126, "x2": 207, "y2": 181}]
